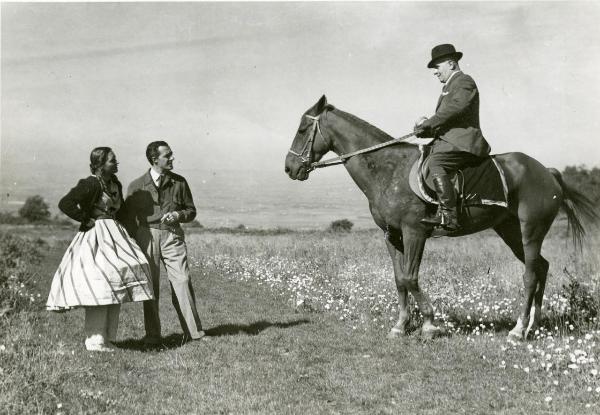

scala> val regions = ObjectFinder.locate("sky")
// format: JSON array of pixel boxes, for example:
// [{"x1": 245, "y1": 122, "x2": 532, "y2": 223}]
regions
[{"x1": 2, "y1": 1, "x2": 600, "y2": 208}]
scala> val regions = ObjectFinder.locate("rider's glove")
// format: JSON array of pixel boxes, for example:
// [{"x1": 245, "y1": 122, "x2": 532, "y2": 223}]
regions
[{"x1": 414, "y1": 123, "x2": 432, "y2": 138}]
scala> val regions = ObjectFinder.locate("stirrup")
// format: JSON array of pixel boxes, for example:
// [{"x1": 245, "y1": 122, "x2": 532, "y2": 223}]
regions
[
  {"x1": 420, "y1": 210, "x2": 459, "y2": 230},
  {"x1": 420, "y1": 205, "x2": 443, "y2": 226},
  {"x1": 420, "y1": 214, "x2": 443, "y2": 226},
  {"x1": 440, "y1": 212, "x2": 459, "y2": 230}
]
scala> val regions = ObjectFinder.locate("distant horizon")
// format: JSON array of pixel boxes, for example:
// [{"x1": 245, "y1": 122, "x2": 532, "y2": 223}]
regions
[{"x1": 0, "y1": 164, "x2": 378, "y2": 230}]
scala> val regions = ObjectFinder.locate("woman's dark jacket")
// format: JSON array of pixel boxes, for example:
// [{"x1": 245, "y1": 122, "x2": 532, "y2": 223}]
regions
[{"x1": 58, "y1": 175, "x2": 125, "y2": 232}]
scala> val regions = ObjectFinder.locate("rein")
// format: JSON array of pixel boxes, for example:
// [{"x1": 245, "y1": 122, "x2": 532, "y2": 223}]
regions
[
  {"x1": 288, "y1": 113, "x2": 416, "y2": 172},
  {"x1": 310, "y1": 131, "x2": 417, "y2": 171}
]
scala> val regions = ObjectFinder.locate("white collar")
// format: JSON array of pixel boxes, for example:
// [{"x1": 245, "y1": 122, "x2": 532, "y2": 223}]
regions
[{"x1": 149, "y1": 168, "x2": 163, "y2": 183}]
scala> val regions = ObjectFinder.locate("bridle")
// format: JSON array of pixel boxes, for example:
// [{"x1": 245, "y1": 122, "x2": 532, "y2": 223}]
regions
[
  {"x1": 288, "y1": 110, "x2": 418, "y2": 173},
  {"x1": 287, "y1": 114, "x2": 327, "y2": 170}
]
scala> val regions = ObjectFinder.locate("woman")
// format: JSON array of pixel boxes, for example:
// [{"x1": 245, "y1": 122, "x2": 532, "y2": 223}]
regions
[{"x1": 47, "y1": 147, "x2": 154, "y2": 352}]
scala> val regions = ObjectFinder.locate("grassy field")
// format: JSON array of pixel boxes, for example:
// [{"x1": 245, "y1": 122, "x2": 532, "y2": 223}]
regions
[{"x1": 1, "y1": 221, "x2": 599, "y2": 414}]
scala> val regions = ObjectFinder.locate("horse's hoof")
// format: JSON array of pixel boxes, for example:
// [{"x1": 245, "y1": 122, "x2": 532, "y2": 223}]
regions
[
  {"x1": 507, "y1": 330, "x2": 524, "y2": 342},
  {"x1": 387, "y1": 328, "x2": 406, "y2": 339},
  {"x1": 524, "y1": 328, "x2": 534, "y2": 340},
  {"x1": 421, "y1": 326, "x2": 442, "y2": 340}
]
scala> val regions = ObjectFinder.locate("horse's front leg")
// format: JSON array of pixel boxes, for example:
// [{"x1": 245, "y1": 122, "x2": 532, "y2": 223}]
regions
[
  {"x1": 387, "y1": 226, "x2": 439, "y2": 339},
  {"x1": 403, "y1": 228, "x2": 439, "y2": 339},
  {"x1": 385, "y1": 233, "x2": 410, "y2": 338}
]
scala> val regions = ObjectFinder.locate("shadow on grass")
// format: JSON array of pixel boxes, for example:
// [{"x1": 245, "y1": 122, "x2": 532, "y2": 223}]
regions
[
  {"x1": 114, "y1": 318, "x2": 311, "y2": 351},
  {"x1": 407, "y1": 312, "x2": 599, "y2": 339},
  {"x1": 205, "y1": 318, "x2": 311, "y2": 337},
  {"x1": 447, "y1": 317, "x2": 517, "y2": 334},
  {"x1": 114, "y1": 333, "x2": 192, "y2": 351},
  {"x1": 407, "y1": 312, "x2": 517, "y2": 335}
]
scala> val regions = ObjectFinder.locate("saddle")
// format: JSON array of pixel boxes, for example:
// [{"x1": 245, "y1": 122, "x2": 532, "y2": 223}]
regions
[{"x1": 409, "y1": 145, "x2": 508, "y2": 208}]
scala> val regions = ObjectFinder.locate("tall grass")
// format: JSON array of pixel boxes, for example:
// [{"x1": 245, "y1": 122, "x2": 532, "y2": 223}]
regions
[
  {"x1": 187, "y1": 223, "x2": 600, "y2": 335},
  {"x1": 1, "y1": 223, "x2": 599, "y2": 413},
  {"x1": 0, "y1": 233, "x2": 47, "y2": 318}
]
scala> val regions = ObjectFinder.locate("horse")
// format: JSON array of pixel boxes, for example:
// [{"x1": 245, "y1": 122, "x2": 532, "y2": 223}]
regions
[{"x1": 284, "y1": 95, "x2": 598, "y2": 340}]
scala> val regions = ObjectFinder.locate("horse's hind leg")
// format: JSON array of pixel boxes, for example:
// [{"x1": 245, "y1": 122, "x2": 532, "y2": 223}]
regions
[
  {"x1": 516, "y1": 223, "x2": 551, "y2": 341},
  {"x1": 495, "y1": 215, "x2": 551, "y2": 340}
]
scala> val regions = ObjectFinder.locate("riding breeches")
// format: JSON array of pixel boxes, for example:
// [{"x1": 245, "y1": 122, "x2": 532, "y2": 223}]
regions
[{"x1": 427, "y1": 145, "x2": 486, "y2": 177}]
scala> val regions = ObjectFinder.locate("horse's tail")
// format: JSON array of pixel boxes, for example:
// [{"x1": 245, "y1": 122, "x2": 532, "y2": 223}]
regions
[{"x1": 548, "y1": 168, "x2": 599, "y2": 249}]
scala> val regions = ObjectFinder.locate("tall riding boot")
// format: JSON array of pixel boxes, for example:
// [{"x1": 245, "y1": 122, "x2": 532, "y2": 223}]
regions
[{"x1": 420, "y1": 174, "x2": 460, "y2": 230}]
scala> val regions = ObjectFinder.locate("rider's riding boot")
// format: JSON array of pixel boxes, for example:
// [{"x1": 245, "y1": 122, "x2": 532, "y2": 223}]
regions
[{"x1": 420, "y1": 174, "x2": 460, "y2": 231}]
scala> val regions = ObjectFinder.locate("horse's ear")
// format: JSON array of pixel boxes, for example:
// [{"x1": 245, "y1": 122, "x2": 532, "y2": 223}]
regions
[
  {"x1": 306, "y1": 95, "x2": 332, "y2": 115},
  {"x1": 316, "y1": 95, "x2": 328, "y2": 113}
]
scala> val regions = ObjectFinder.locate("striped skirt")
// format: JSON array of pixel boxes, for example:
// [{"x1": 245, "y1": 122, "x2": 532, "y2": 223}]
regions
[{"x1": 47, "y1": 219, "x2": 154, "y2": 311}]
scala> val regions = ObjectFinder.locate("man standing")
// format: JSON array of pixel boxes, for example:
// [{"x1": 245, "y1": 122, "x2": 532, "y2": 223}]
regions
[
  {"x1": 125, "y1": 141, "x2": 204, "y2": 344},
  {"x1": 414, "y1": 44, "x2": 491, "y2": 230}
]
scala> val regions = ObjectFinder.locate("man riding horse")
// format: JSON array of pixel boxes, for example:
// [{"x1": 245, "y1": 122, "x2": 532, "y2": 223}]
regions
[{"x1": 414, "y1": 44, "x2": 491, "y2": 231}]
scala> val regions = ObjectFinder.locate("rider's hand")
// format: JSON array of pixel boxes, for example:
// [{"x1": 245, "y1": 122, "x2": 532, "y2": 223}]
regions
[
  {"x1": 414, "y1": 116, "x2": 431, "y2": 138},
  {"x1": 414, "y1": 116, "x2": 428, "y2": 127},
  {"x1": 414, "y1": 123, "x2": 432, "y2": 138}
]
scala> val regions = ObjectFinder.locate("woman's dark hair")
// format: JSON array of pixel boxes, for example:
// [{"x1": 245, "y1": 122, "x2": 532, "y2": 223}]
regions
[
  {"x1": 146, "y1": 141, "x2": 169, "y2": 165},
  {"x1": 89, "y1": 147, "x2": 113, "y2": 174}
]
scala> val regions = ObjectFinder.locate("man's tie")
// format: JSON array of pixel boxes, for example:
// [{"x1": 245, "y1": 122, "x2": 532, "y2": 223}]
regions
[{"x1": 156, "y1": 174, "x2": 163, "y2": 189}]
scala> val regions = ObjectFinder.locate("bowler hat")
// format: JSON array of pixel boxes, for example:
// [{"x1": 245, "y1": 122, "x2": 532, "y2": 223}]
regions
[{"x1": 427, "y1": 44, "x2": 463, "y2": 68}]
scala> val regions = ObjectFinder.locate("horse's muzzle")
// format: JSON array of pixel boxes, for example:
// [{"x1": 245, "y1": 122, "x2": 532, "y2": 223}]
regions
[
  {"x1": 284, "y1": 154, "x2": 311, "y2": 181},
  {"x1": 285, "y1": 166, "x2": 310, "y2": 181}
]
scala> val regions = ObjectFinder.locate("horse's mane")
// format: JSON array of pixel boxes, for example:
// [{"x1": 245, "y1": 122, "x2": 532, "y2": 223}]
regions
[{"x1": 331, "y1": 109, "x2": 404, "y2": 145}]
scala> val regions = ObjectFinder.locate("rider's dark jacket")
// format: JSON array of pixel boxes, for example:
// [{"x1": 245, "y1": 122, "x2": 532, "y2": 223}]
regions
[{"x1": 421, "y1": 71, "x2": 491, "y2": 157}]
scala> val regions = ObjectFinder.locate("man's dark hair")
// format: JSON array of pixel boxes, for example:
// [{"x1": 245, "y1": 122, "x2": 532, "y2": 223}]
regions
[
  {"x1": 146, "y1": 141, "x2": 170, "y2": 165},
  {"x1": 89, "y1": 147, "x2": 113, "y2": 174}
]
